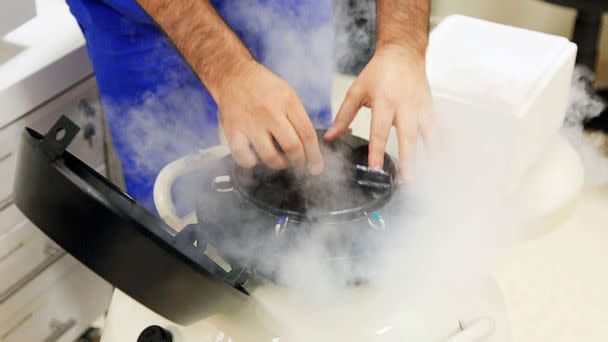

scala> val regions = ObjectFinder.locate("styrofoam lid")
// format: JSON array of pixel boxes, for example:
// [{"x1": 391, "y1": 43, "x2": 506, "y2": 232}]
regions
[{"x1": 426, "y1": 15, "x2": 574, "y2": 116}]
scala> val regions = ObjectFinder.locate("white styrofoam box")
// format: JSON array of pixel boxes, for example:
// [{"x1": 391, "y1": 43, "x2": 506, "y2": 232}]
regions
[{"x1": 426, "y1": 15, "x2": 577, "y2": 191}]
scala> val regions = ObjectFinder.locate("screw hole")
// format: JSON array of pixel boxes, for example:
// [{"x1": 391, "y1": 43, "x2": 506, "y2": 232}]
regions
[{"x1": 55, "y1": 128, "x2": 66, "y2": 141}]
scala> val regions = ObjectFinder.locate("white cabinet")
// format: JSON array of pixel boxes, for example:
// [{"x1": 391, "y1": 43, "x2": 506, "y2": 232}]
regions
[
  {"x1": 0, "y1": 255, "x2": 113, "y2": 342},
  {"x1": 0, "y1": 75, "x2": 113, "y2": 341}
]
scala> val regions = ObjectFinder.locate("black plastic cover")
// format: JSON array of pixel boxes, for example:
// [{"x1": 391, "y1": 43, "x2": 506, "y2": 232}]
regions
[{"x1": 12, "y1": 116, "x2": 249, "y2": 325}]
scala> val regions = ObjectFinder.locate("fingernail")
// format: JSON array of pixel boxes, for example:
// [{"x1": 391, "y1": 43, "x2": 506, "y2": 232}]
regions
[
  {"x1": 368, "y1": 162, "x2": 382, "y2": 170},
  {"x1": 325, "y1": 126, "x2": 336, "y2": 136},
  {"x1": 309, "y1": 161, "x2": 324, "y2": 175}
]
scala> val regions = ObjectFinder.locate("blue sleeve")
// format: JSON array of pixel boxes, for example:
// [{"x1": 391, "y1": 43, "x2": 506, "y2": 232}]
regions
[
  {"x1": 66, "y1": 0, "x2": 154, "y2": 25},
  {"x1": 100, "y1": 0, "x2": 154, "y2": 24}
]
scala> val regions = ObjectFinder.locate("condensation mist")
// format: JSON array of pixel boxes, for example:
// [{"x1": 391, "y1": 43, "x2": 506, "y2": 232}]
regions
[
  {"x1": 562, "y1": 66, "x2": 608, "y2": 188},
  {"x1": 101, "y1": 1, "x2": 608, "y2": 340}
]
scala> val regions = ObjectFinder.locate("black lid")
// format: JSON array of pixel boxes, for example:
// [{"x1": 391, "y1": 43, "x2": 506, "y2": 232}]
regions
[{"x1": 12, "y1": 116, "x2": 249, "y2": 324}]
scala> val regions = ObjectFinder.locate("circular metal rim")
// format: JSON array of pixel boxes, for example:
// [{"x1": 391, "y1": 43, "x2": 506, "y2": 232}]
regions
[{"x1": 229, "y1": 134, "x2": 398, "y2": 222}]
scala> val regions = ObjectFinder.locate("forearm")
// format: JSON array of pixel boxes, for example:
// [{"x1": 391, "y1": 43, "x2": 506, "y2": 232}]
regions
[
  {"x1": 375, "y1": 0, "x2": 429, "y2": 59},
  {"x1": 136, "y1": 0, "x2": 253, "y2": 100}
]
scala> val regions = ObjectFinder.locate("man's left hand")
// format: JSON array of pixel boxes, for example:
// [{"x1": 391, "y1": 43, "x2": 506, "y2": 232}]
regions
[{"x1": 324, "y1": 45, "x2": 434, "y2": 180}]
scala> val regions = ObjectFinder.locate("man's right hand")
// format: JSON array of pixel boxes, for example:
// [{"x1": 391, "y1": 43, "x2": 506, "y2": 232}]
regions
[
  {"x1": 216, "y1": 61, "x2": 324, "y2": 174},
  {"x1": 136, "y1": 0, "x2": 322, "y2": 173}
]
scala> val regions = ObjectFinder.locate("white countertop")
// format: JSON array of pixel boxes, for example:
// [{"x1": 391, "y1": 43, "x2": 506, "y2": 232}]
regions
[
  {"x1": 494, "y1": 187, "x2": 608, "y2": 341},
  {"x1": 0, "y1": 0, "x2": 91, "y2": 129}
]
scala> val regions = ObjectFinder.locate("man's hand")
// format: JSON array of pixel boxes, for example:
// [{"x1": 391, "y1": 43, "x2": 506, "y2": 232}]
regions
[
  {"x1": 325, "y1": 0, "x2": 433, "y2": 180},
  {"x1": 325, "y1": 45, "x2": 433, "y2": 179},
  {"x1": 136, "y1": 0, "x2": 323, "y2": 174},
  {"x1": 217, "y1": 61, "x2": 324, "y2": 174}
]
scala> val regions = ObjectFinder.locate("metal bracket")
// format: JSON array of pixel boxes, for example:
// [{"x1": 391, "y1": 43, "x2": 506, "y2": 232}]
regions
[{"x1": 40, "y1": 115, "x2": 80, "y2": 161}]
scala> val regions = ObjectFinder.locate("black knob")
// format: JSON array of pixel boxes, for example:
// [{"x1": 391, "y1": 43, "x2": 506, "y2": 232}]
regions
[
  {"x1": 80, "y1": 100, "x2": 96, "y2": 117},
  {"x1": 83, "y1": 123, "x2": 96, "y2": 140},
  {"x1": 137, "y1": 325, "x2": 173, "y2": 342}
]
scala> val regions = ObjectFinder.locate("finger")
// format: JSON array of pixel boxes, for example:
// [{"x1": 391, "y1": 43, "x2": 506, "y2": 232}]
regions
[
  {"x1": 247, "y1": 130, "x2": 288, "y2": 170},
  {"x1": 417, "y1": 100, "x2": 446, "y2": 158},
  {"x1": 418, "y1": 111, "x2": 437, "y2": 146},
  {"x1": 287, "y1": 98, "x2": 324, "y2": 175},
  {"x1": 416, "y1": 97, "x2": 437, "y2": 146},
  {"x1": 368, "y1": 102, "x2": 394, "y2": 169},
  {"x1": 270, "y1": 116, "x2": 306, "y2": 168},
  {"x1": 396, "y1": 113, "x2": 418, "y2": 181},
  {"x1": 227, "y1": 130, "x2": 257, "y2": 168},
  {"x1": 324, "y1": 85, "x2": 363, "y2": 141}
]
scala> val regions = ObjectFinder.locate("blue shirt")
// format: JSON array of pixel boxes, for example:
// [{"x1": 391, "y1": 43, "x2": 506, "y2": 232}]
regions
[{"x1": 66, "y1": 0, "x2": 333, "y2": 212}]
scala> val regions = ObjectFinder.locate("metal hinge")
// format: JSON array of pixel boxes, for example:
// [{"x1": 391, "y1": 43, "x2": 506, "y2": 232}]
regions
[{"x1": 40, "y1": 115, "x2": 80, "y2": 161}]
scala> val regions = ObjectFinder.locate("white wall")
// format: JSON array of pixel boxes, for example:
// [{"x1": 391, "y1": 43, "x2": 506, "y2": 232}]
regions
[{"x1": 430, "y1": 0, "x2": 608, "y2": 86}]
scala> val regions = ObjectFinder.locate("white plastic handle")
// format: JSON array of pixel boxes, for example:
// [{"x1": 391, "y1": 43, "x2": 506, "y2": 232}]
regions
[{"x1": 153, "y1": 146, "x2": 229, "y2": 230}]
